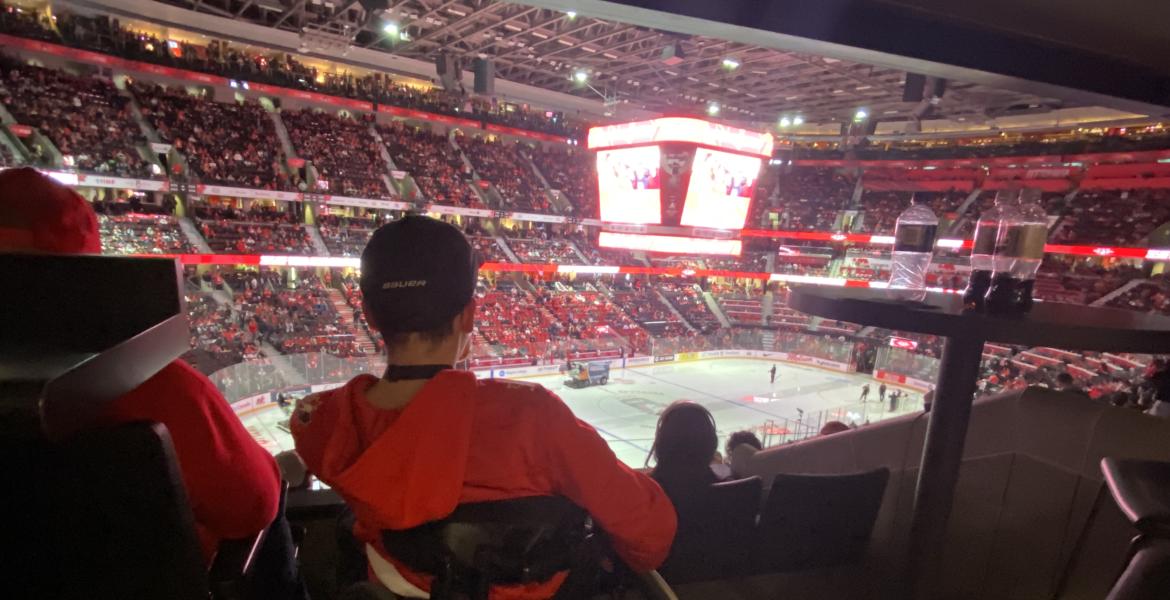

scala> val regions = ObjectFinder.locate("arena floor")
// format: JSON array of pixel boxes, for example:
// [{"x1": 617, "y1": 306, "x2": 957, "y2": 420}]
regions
[{"x1": 240, "y1": 358, "x2": 924, "y2": 467}]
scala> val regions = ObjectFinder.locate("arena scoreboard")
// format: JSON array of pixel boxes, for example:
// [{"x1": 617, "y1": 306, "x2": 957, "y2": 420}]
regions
[{"x1": 587, "y1": 117, "x2": 774, "y2": 256}]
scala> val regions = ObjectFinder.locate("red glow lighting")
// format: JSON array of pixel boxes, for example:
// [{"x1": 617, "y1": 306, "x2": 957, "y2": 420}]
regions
[
  {"x1": 587, "y1": 117, "x2": 774, "y2": 156},
  {"x1": 889, "y1": 337, "x2": 919, "y2": 350},
  {"x1": 598, "y1": 231, "x2": 743, "y2": 255}
]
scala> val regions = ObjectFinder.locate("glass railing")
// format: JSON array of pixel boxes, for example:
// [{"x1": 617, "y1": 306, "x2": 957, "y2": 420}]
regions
[
  {"x1": 208, "y1": 353, "x2": 384, "y2": 404},
  {"x1": 874, "y1": 346, "x2": 940, "y2": 383},
  {"x1": 212, "y1": 334, "x2": 930, "y2": 466}
]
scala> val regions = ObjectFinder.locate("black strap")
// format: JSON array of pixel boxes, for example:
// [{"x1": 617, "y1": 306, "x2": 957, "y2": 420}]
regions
[{"x1": 382, "y1": 364, "x2": 450, "y2": 382}]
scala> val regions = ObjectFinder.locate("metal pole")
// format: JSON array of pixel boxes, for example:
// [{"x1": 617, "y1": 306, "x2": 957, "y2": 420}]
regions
[{"x1": 906, "y1": 336, "x2": 985, "y2": 600}]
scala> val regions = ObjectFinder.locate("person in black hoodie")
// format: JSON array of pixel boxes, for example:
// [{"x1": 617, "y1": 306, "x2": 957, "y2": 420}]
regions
[{"x1": 648, "y1": 401, "x2": 726, "y2": 504}]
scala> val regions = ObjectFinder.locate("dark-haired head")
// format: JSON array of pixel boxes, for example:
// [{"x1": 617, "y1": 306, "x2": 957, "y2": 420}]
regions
[
  {"x1": 819, "y1": 421, "x2": 851, "y2": 436},
  {"x1": 725, "y1": 429, "x2": 762, "y2": 456},
  {"x1": 647, "y1": 401, "x2": 717, "y2": 472}
]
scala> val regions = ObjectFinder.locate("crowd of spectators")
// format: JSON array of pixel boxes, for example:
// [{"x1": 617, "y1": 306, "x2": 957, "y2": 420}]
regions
[
  {"x1": 132, "y1": 82, "x2": 288, "y2": 189},
  {"x1": 461, "y1": 136, "x2": 550, "y2": 212},
  {"x1": 316, "y1": 212, "x2": 386, "y2": 257},
  {"x1": 853, "y1": 191, "x2": 909, "y2": 234},
  {"x1": 473, "y1": 282, "x2": 559, "y2": 360},
  {"x1": 183, "y1": 292, "x2": 256, "y2": 372},
  {"x1": 283, "y1": 109, "x2": 387, "y2": 198},
  {"x1": 1031, "y1": 257, "x2": 1141, "y2": 304},
  {"x1": 470, "y1": 235, "x2": 511, "y2": 263},
  {"x1": 98, "y1": 213, "x2": 193, "y2": 255},
  {"x1": 762, "y1": 167, "x2": 853, "y2": 230},
  {"x1": 704, "y1": 252, "x2": 769, "y2": 273},
  {"x1": 656, "y1": 281, "x2": 721, "y2": 333},
  {"x1": 335, "y1": 270, "x2": 383, "y2": 356},
  {"x1": 537, "y1": 286, "x2": 651, "y2": 355},
  {"x1": 234, "y1": 272, "x2": 363, "y2": 357},
  {"x1": 611, "y1": 281, "x2": 692, "y2": 338},
  {"x1": 505, "y1": 237, "x2": 580, "y2": 264},
  {"x1": 194, "y1": 205, "x2": 316, "y2": 255},
  {"x1": 1051, "y1": 189, "x2": 1170, "y2": 246},
  {"x1": 0, "y1": 60, "x2": 151, "y2": 177},
  {"x1": 530, "y1": 147, "x2": 597, "y2": 217},
  {"x1": 379, "y1": 122, "x2": 483, "y2": 208},
  {"x1": 0, "y1": 6, "x2": 586, "y2": 138},
  {"x1": 1107, "y1": 279, "x2": 1170, "y2": 315}
]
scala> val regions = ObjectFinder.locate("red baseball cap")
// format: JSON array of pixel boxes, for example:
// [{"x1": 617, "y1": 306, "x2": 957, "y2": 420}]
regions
[{"x1": 0, "y1": 167, "x2": 102, "y2": 254}]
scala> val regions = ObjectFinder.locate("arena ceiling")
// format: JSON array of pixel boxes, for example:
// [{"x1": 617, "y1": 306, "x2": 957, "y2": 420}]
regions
[{"x1": 150, "y1": 0, "x2": 1067, "y2": 126}]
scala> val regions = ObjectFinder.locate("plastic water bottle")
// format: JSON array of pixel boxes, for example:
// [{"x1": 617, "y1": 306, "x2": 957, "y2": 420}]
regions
[
  {"x1": 962, "y1": 192, "x2": 1018, "y2": 311},
  {"x1": 888, "y1": 201, "x2": 938, "y2": 301},
  {"x1": 985, "y1": 190, "x2": 1048, "y2": 314}
]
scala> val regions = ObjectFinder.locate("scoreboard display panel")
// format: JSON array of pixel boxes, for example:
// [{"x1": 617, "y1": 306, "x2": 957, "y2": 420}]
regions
[
  {"x1": 597, "y1": 146, "x2": 662, "y2": 224},
  {"x1": 587, "y1": 117, "x2": 772, "y2": 255}
]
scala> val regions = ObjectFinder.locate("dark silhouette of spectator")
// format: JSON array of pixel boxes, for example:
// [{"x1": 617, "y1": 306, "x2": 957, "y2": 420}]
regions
[
  {"x1": 649, "y1": 401, "x2": 726, "y2": 504},
  {"x1": 0, "y1": 167, "x2": 280, "y2": 562},
  {"x1": 820, "y1": 421, "x2": 851, "y2": 436}
]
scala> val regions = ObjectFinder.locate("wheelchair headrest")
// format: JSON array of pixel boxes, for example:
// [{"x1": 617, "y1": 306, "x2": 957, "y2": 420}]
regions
[{"x1": 381, "y1": 496, "x2": 590, "y2": 586}]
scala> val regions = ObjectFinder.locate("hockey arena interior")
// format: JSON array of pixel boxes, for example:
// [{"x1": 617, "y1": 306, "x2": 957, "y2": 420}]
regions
[{"x1": 3, "y1": 0, "x2": 1170, "y2": 599}]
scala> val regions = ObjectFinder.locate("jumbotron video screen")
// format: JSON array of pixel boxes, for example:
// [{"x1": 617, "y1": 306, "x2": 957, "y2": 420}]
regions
[{"x1": 587, "y1": 117, "x2": 774, "y2": 256}]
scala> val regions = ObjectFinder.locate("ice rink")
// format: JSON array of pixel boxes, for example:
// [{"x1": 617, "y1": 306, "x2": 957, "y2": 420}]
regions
[{"x1": 240, "y1": 358, "x2": 924, "y2": 467}]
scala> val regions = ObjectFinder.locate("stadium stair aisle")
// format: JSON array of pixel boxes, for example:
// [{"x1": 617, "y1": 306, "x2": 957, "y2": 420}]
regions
[
  {"x1": 655, "y1": 288, "x2": 698, "y2": 333},
  {"x1": 365, "y1": 124, "x2": 400, "y2": 185},
  {"x1": 307, "y1": 226, "x2": 331, "y2": 257},
  {"x1": 495, "y1": 236, "x2": 523, "y2": 263},
  {"x1": 178, "y1": 217, "x2": 214, "y2": 254},
  {"x1": 0, "y1": 126, "x2": 27, "y2": 163},
  {"x1": 269, "y1": 110, "x2": 299, "y2": 169},
  {"x1": 1092, "y1": 278, "x2": 1150, "y2": 307},
  {"x1": 258, "y1": 342, "x2": 310, "y2": 386},
  {"x1": 762, "y1": 291, "x2": 775, "y2": 324},
  {"x1": 945, "y1": 189, "x2": 986, "y2": 236},
  {"x1": 0, "y1": 103, "x2": 33, "y2": 162},
  {"x1": 326, "y1": 288, "x2": 377, "y2": 354},
  {"x1": 704, "y1": 292, "x2": 732, "y2": 328},
  {"x1": 520, "y1": 150, "x2": 571, "y2": 214},
  {"x1": 121, "y1": 88, "x2": 164, "y2": 147},
  {"x1": 565, "y1": 239, "x2": 592, "y2": 264}
]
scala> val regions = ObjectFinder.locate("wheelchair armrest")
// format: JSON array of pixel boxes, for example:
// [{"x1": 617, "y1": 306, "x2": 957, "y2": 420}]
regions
[
  {"x1": 636, "y1": 570, "x2": 679, "y2": 600},
  {"x1": 207, "y1": 529, "x2": 267, "y2": 599}
]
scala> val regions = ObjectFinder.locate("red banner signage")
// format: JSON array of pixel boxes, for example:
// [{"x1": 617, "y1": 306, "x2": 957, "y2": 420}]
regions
[
  {"x1": 889, "y1": 337, "x2": 920, "y2": 350},
  {"x1": 377, "y1": 104, "x2": 479, "y2": 129},
  {"x1": 792, "y1": 149, "x2": 1170, "y2": 169},
  {"x1": 7, "y1": 124, "x2": 32, "y2": 137}
]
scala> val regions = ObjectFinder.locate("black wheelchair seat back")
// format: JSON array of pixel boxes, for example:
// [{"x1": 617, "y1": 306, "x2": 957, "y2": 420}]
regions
[{"x1": 381, "y1": 496, "x2": 591, "y2": 598}]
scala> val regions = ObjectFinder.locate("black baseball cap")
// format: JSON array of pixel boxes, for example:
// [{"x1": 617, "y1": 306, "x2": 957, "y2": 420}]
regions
[{"x1": 360, "y1": 215, "x2": 479, "y2": 333}]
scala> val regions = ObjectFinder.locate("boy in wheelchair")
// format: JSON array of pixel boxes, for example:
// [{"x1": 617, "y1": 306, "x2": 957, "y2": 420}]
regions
[{"x1": 291, "y1": 217, "x2": 677, "y2": 598}]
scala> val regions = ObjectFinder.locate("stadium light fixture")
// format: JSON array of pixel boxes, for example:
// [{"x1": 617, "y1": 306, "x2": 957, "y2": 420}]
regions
[
  {"x1": 778, "y1": 117, "x2": 791, "y2": 128},
  {"x1": 566, "y1": 11, "x2": 577, "y2": 19},
  {"x1": 573, "y1": 69, "x2": 588, "y2": 84},
  {"x1": 707, "y1": 102, "x2": 720, "y2": 116},
  {"x1": 793, "y1": 115, "x2": 804, "y2": 126},
  {"x1": 854, "y1": 108, "x2": 869, "y2": 122},
  {"x1": 383, "y1": 22, "x2": 398, "y2": 36},
  {"x1": 721, "y1": 57, "x2": 740, "y2": 70}
]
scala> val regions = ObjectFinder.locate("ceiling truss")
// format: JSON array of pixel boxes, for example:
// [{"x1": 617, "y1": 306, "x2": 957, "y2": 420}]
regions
[{"x1": 150, "y1": 0, "x2": 1065, "y2": 124}]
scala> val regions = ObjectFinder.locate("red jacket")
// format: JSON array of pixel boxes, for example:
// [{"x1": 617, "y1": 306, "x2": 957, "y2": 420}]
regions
[
  {"x1": 291, "y1": 370, "x2": 676, "y2": 599},
  {"x1": 106, "y1": 359, "x2": 281, "y2": 561}
]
